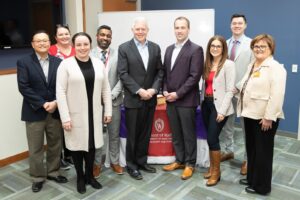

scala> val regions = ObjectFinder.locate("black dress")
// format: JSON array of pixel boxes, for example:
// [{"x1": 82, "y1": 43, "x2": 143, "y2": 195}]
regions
[{"x1": 75, "y1": 57, "x2": 95, "y2": 149}]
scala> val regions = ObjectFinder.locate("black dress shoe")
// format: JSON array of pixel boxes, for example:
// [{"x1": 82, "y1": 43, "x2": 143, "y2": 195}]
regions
[
  {"x1": 126, "y1": 167, "x2": 143, "y2": 180},
  {"x1": 86, "y1": 178, "x2": 102, "y2": 189},
  {"x1": 239, "y1": 178, "x2": 249, "y2": 186},
  {"x1": 245, "y1": 186, "x2": 257, "y2": 194},
  {"x1": 32, "y1": 181, "x2": 44, "y2": 192},
  {"x1": 77, "y1": 179, "x2": 86, "y2": 194},
  {"x1": 139, "y1": 164, "x2": 156, "y2": 173},
  {"x1": 47, "y1": 175, "x2": 68, "y2": 183}
]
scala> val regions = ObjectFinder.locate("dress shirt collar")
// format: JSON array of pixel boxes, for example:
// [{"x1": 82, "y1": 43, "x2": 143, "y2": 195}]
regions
[
  {"x1": 134, "y1": 38, "x2": 148, "y2": 47},
  {"x1": 230, "y1": 34, "x2": 246, "y2": 44},
  {"x1": 174, "y1": 38, "x2": 188, "y2": 48},
  {"x1": 97, "y1": 46, "x2": 110, "y2": 55},
  {"x1": 35, "y1": 52, "x2": 49, "y2": 61}
]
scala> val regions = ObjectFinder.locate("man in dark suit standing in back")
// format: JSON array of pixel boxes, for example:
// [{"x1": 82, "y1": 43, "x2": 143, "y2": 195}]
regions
[
  {"x1": 162, "y1": 16, "x2": 204, "y2": 180},
  {"x1": 17, "y1": 30, "x2": 68, "y2": 192},
  {"x1": 117, "y1": 17, "x2": 164, "y2": 180}
]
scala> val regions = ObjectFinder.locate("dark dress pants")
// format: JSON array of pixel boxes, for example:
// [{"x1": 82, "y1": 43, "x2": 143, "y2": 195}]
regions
[
  {"x1": 166, "y1": 104, "x2": 197, "y2": 167},
  {"x1": 244, "y1": 117, "x2": 279, "y2": 195},
  {"x1": 125, "y1": 105, "x2": 155, "y2": 170}
]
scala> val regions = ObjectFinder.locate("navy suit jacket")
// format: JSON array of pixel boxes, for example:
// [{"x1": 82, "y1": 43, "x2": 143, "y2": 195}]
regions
[
  {"x1": 17, "y1": 52, "x2": 62, "y2": 121},
  {"x1": 117, "y1": 39, "x2": 164, "y2": 108},
  {"x1": 163, "y1": 40, "x2": 204, "y2": 107}
]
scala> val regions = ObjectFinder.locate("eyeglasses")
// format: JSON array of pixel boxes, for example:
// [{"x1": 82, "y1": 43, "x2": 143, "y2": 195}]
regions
[
  {"x1": 210, "y1": 45, "x2": 222, "y2": 49},
  {"x1": 32, "y1": 40, "x2": 50, "y2": 43},
  {"x1": 253, "y1": 45, "x2": 268, "y2": 50}
]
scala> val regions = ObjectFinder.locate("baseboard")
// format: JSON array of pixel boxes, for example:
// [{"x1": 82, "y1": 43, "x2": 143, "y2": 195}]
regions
[
  {"x1": 0, "y1": 145, "x2": 48, "y2": 168},
  {"x1": 0, "y1": 151, "x2": 29, "y2": 168}
]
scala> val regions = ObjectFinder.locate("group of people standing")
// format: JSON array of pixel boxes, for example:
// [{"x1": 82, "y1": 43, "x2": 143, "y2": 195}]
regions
[{"x1": 16, "y1": 13, "x2": 286, "y2": 196}]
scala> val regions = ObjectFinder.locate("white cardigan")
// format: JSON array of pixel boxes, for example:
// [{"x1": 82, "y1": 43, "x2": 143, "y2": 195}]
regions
[
  {"x1": 237, "y1": 56, "x2": 286, "y2": 121},
  {"x1": 201, "y1": 59, "x2": 236, "y2": 116},
  {"x1": 56, "y1": 56, "x2": 112, "y2": 151}
]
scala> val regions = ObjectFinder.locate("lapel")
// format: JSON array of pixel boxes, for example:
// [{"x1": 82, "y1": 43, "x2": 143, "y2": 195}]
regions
[
  {"x1": 47, "y1": 55, "x2": 56, "y2": 86},
  {"x1": 147, "y1": 42, "x2": 154, "y2": 72},
  {"x1": 107, "y1": 48, "x2": 115, "y2": 78},
  {"x1": 31, "y1": 53, "x2": 47, "y2": 85},
  {"x1": 166, "y1": 45, "x2": 175, "y2": 71},
  {"x1": 235, "y1": 41, "x2": 244, "y2": 61},
  {"x1": 129, "y1": 39, "x2": 146, "y2": 71},
  {"x1": 172, "y1": 39, "x2": 190, "y2": 71}
]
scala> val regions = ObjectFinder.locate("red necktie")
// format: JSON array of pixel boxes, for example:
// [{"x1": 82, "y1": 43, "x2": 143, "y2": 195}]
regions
[{"x1": 229, "y1": 40, "x2": 237, "y2": 61}]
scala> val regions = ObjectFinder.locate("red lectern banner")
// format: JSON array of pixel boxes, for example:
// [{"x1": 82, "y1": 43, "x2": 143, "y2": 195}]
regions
[{"x1": 148, "y1": 105, "x2": 175, "y2": 157}]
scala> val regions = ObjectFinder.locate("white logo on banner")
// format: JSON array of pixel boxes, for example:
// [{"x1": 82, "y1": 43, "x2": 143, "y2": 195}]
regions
[{"x1": 155, "y1": 118, "x2": 164, "y2": 132}]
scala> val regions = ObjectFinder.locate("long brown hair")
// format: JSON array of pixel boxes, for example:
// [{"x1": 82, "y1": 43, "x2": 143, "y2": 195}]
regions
[{"x1": 203, "y1": 35, "x2": 228, "y2": 80}]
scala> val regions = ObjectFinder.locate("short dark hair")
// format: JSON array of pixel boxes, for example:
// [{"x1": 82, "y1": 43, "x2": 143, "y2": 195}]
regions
[
  {"x1": 31, "y1": 30, "x2": 50, "y2": 41},
  {"x1": 231, "y1": 14, "x2": 247, "y2": 24},
  {"x1": 97, "y1": 25, "x2": 112, "y2": 34},
  {"x1": 55, "y1": 24, "x2": 70, "y2": 36},
  {"x1": 174, "y1": 16, "x2": 190, "y2": 29},
  {"x1": 72, "y1": 32, "x2": 92, "y2": 45}
]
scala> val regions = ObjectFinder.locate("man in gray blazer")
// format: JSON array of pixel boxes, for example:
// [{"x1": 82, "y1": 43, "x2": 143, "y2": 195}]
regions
[
  {"x1": 91, "y1": 25, "x2": 124, "y2": 177},
  {"x1": 117, "y1": 17, "x2": 164, "y2": 180},
  {"x1": 162, "y1": 16, "x2": 203, "y2": 180},
  {"x1": 220, "y1": 14, "x2": 253, "y2": 175}
]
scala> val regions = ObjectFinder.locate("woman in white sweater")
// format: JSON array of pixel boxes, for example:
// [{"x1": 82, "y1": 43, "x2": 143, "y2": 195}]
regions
[
  {"x1": 237, "y1": 34, "x2": 286, "y2": 195},
  {"x1": 56, "y1": 32, "x2": 112, "y2": 194},
  {"x1": 201, "y1": 35, "x2": 235, "y2": 186}
]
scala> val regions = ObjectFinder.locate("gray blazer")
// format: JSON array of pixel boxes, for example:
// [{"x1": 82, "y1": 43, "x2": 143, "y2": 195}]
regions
[
  {"x1": 227, "y1": 35, "x2": 254, "y2": 85},
  {"x1": 91, "y1": 47, "x2": 123, "y2": 106},
  {"x1": 117, "y1": 39, "x2": 164, "y2": 108},
  {"x1": 201, "y1": 59, "x2": 236, "y2": 116}
]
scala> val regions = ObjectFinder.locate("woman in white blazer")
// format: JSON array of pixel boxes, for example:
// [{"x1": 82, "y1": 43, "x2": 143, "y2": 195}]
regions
[
  {"x1": 237, "y1": 34, "x2": 286, "y2": 195},
  {"x1": 201, "y1": 35, "x2": 235, "y2": 186},
  {"x1": 56, "y1": 32, "x2": 112, "y2": 194}
]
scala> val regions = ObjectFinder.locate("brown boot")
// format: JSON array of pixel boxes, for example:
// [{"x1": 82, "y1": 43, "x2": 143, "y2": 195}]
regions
[
  {"x1": 206, "y1": 151, "x2": 221, "y2": 186},
  {"x1": 204, "y1": 151, "x2": 213, "y2": 179},
  {"x1": 93, "y1": 164, "x2": 101, "y2": 179},
  {"x1": 240, "y1": 161, "x2": 247, "y2": 175}
]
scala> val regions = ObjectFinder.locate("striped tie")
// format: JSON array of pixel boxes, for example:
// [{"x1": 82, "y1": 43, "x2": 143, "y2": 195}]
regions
[{"x1": 229, "y1": 40, "x2": 238, "y2": 61}]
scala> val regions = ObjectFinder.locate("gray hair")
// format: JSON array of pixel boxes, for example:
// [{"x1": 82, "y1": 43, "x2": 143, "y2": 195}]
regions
[{"x1": 132, "y1": 16, "x2": 149, "y2": 29}]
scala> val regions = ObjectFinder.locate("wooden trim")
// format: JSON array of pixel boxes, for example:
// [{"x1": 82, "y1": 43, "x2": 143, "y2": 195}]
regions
[
  {"x1": 0, "y1": 68, "x2": 17, "y2": 75},
  {"x1": 82, "y1": 0, "x2": 86, "y2": 32},
  {"x1": 0, "y1": 151, "x2": 29, "y2": 168},
  {"x1": 103, "y1": 0, "x2": 137, "y2": 11}
]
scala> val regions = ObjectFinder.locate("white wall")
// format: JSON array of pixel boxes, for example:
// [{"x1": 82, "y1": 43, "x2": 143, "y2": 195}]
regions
[
  {"x1": 65, "y1": 0, "x2": 103, "y2": 48},
  {"x1": 85, "y1": 0, "x2": 103, "y2": 48},
  {"x1": 65, "y1": 0, "x2": 84, "y2": 34},
  {"x1": 97, "y1": 9, "x2": 214, "y2": 58},
  {"x1": 0, "y1": 74, "x2": 27, "y2": 160}
]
